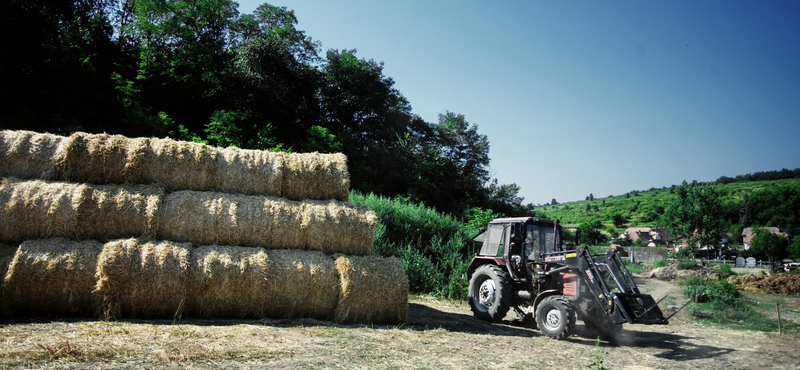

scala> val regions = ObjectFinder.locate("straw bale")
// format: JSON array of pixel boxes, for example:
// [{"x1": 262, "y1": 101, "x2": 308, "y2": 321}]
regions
[
  {"x1": 76, "y1": 182, "x2": 163, "y2": 241},
  {"x1": 263, "y1": 249, "x2": 339, "y2": 319},
  {"x1": 95, "y1": 238, "x2": 192, "y2": 319},
  {"x1": 0, "y1": 130, "x2": 71, "y2": 180},
  {"x1": 333, "y1": 255, "x2": 408, "y2": 324},
  {"x1": 0, "y1": 177, "x2": 85, "y2": 243},
  {"x1": 305, "y1": 199, "x2": 376, "y2": 255},
  {"x1": 0, "y1": 243, "x2": 19, "y2": 317},
  {"x1": 63, "y1": 132, "x2": 150, "y2": 184},
  {"x1": 146, "y1": 137, "x2": 219, "y2": 191},
  {"x1": 0, "y1": 243, "x2": 17, "y2": 282},
  {"x1": 282, "y1": 152, "x2": 350, "y2": 201},
  {"x1": 157, "y1": 191, "x2": 375, "y2": 254},
  {"x1": 0, "y1": 178, "x2": 163, "y2": 243},
  {"x1": 215, "y1": 146, "x2": 283, "y2": 196},
  {"x1": 3, "y1": 238, "x2": 102, "y2": 317},
  {"x1": 187, "y1": 245, "x2": 270, "y2": 318}
]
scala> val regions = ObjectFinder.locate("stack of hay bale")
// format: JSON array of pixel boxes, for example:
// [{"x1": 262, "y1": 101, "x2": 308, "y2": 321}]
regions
[{"x1": 0, "y1": 130, "x2": 408, "y2": 324}]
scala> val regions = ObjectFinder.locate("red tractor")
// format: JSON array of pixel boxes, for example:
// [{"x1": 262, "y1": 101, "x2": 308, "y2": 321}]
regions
[{"x1": 466, "y1": 217, "x2": 669, "y2": 340}]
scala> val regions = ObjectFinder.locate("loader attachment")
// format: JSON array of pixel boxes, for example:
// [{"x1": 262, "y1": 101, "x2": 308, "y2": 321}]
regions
[
  {"x1": 575, "y1": 248, "x2": 669, "y2": 325},
  {"x1": 613, "y1": 292, "x2": 669, "y2": 324}
]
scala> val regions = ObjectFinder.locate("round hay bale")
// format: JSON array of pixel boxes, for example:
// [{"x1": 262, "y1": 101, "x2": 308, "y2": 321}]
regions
[
  {"x1": 0, "y1": 243, "x2": 19, "y2": 317},
  {"x1": 264, "y1": 249, "x2": 339, "y2": 320},
  {"x1": 187, "y1": 245, "x2": 270, "y2": 318},
  {"x1": 282, "y1": 152, "x2": 349, "y2": 201},
  {"x1": 63, "y1": 132, "x2": 151, "y2": 185},
  {"x1": 304, "y1": 200, "x2": 376, "y2": 255},
  {"x1": 0, "y1": 243, "x2": 17, "y2": 282},
  {"x1": 146, "y1": 137, "x2": 219, "y2": 191},
  {"x1": 3, "y1": 238, "x2": 102, "y2": 317},
  {"x1": 157, "y1": 191, "x2": 375, "y2": 254},
  {"x1": 95, "y1": 238, "x2": 192, "y2": 320},
  {"x1": 0, "y1": 130, "x2": 72, "y2": 180},
  {"x1": 215, "y1": 146, "x2": 283, "y2": 196},
  {"x1": 76, "y1": 183, "x2": 163, "y2": 241},
  {"x1": 333, "y1": 255, "x2": 408, "y2": 324},
  {"x1": 0, "y1": 178, "x2": 163, "y2": 243},
  {"x1": 0, "y1": 177, "x2": 85, "y2": 244}
]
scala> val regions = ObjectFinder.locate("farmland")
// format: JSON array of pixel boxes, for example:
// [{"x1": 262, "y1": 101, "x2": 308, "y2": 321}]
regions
[{"x1": 1, "y1": 276, "x2": 798, "y2": 369}]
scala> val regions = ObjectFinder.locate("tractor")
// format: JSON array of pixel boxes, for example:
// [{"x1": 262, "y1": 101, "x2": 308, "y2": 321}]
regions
[{"x1": 466, "y1": 217, "x2": 671, "y2": 340}]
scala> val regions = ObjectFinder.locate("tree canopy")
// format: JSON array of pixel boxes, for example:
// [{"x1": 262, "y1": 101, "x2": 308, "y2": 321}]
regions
[
  {"x1": 0, "y1": 0, "x2": 530, "y2": 217},
  {"x1": 664, "y1": 182, "x2": 724, "y2": 250}
]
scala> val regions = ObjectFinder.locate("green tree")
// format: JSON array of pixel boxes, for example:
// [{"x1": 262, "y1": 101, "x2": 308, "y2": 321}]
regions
[
  {"x1": 616, "y1": 232, "x2": 633, "y2": 247},
  {"x1": 747, "y1": 185, "x2": 800, "y2": 236},
  {"x1": 612, "y1": 214, "x2": 628, "y2": 228},
  {"x1": 486, "y1": 179, "x2": 524, "y2": 215},
  {"x1": 301, "y1": 125, "x2": 343, "y2": 153},
  {"x1": 118, "y1": 0, "x2": 240, "y2": 136},
  {"x1": 0, "y1": 0, "x2": 123, "y2": 133},
  {"x1": 321, "y1": 49, "x2": 415, "y2": 198},
  {"x1": 788, "y1": 237, "x2": 800, "y2": 260},
  {"x1": 578, "y1": 219, "x2": 605, "y2": 246},
  {"x1": 749, "y1": 227, "x2": 790, "y2": 269},
  {"x1": 228, "y1": 3, "x2": 322, "y2": 148},
  {"x1": 664, "y1": 183, "x2": 724, "y2": 254}
]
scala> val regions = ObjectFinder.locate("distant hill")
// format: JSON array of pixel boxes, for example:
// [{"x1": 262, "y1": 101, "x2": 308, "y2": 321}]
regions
[{"x1": 535, "y1": 175, "x2": 800, "y2": 241}]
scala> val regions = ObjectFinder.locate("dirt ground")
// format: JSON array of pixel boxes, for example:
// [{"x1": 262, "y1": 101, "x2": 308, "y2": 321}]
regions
[{"x1": 0, "y1": 276, "x2": 798, "y2": 369}]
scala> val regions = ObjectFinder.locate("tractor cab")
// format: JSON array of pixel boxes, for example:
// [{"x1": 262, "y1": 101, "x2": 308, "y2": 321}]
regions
[{"x1": 467, "y1": 217, "x2": 563, "y2": 283}]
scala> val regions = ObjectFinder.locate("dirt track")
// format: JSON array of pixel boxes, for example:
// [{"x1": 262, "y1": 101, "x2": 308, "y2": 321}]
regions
[{"x1": 0, "y1": 277, "x2": 798, "y2": 369}]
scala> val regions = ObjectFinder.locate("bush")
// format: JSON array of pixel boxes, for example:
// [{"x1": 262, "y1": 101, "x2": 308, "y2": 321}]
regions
[
  {"x1": 351, "y1": 191, "x2": 472, "y2": 299},
  {"x1": 716, "y1": 263, "x2": 734, "y2": 275},
  {"x1": 652, "y1": 259, "x2": 669, "y2": 268},
  {"x1": 682, "y1": 275, "x2": 740, "y2": 304},
  {"x1": 677, "y1": 258, "x2": 696, "y2": 270}
]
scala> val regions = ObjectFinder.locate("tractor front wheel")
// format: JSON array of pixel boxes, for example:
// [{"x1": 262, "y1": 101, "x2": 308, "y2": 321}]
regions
[
  {"x1": 535, "y1": 295, "x2": 576, "y2": 340},
  {"x1": 468, "y1": 264, "x2": 511, "y2": 322}
]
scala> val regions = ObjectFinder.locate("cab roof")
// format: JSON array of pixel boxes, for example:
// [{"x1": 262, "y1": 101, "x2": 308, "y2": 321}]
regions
[{"x1": 488, "y1": 216, "x2": 558, "y2": 225}]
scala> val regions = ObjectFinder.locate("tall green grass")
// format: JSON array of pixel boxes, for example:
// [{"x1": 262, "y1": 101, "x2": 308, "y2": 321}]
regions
[
  {"x1": 681, "y1": 275, "x2": 799, "y2": 335},
  {"x1": 351, "y1": 191, "x2": 476, "y2": 299}
]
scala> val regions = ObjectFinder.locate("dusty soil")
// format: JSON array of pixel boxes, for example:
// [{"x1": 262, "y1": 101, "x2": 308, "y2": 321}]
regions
[{"x1": 1, "y1": 276, "x2": 798, "y2": 369}]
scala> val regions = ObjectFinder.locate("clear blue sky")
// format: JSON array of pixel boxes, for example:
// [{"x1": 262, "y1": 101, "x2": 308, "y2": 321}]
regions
[{"x1": 237, "y1": 0, "x2": 800, "y2": 206}]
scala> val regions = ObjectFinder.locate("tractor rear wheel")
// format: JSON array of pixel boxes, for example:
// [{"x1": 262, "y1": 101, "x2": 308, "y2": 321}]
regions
[
  {"x1": 468, "y1": 264, "x2": 511, "y2": 322},
  {"x1": 535, "y1": 295, "x2": 576, "y2": 340}
]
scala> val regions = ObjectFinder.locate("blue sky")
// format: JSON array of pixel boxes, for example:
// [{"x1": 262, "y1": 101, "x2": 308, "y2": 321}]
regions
[{"x1": 237, "y1": 0, "x2": 800, "y2": 206}]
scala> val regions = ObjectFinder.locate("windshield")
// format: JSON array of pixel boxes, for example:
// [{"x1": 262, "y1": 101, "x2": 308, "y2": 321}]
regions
[{"x1": 524, "y1": 224, "x2": 560, "y2": 259}]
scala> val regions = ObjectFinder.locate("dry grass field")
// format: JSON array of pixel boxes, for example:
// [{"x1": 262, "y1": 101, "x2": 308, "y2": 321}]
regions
[{"x1": 1, "y1": 277, "x2": 799, "y2": 369}]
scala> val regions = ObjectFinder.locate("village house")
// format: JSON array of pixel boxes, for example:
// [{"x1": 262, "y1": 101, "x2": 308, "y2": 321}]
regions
[
  {"x1": 741, "y1": 227, "x2": 792, "y2": 250},
  {"x1": 618, "y1": 227, "x2": 674, "y2": 248}
]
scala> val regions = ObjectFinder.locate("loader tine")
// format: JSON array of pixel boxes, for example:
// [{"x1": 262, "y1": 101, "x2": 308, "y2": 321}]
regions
[{"x1": 664, "y1": 294, "x2": 700, "y2": 321}]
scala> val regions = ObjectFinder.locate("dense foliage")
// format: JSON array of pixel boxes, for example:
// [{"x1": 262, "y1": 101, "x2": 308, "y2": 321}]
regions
[
  {"x1": 0, "y1": 0, "x2": 529, "y2": 217},
  {"x1": 350, "y1": 191, "x2": 495, "y2": 298}
]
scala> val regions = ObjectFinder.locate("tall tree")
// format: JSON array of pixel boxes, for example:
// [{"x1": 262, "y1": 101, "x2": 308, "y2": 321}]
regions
[
  {"x1": 0, "y1": 0, "x2": 121, "y2": 132},
  {"x1": 320, "y1": 49, "x2": 413, "y2": 195},
  {"x1": 664, "y1": 183, "x2": 724, "y2": 253},
  {"x1": 116, "y1": 0, "x2": 239, "y2": 137},
  {"x1": 226, "y1": 3, "x2": 322, "y2": 148},
  {"x1": 748, "y1": 227, "x2": 789, "y2": 270}
]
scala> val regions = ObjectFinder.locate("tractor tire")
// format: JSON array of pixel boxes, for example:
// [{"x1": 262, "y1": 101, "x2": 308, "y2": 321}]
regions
[
  {"x1": 535, "y1": 295, "x2": 576, "y2": 340},
  {"x1": 584, "y1": 314, "x2": 623, "y2": 342},
  {"x1": 468, "y1": 264, "x2": 511, "y2": 322}
]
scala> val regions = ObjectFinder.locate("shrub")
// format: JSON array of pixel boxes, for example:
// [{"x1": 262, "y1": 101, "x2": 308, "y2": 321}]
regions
[
  {"x1": 716, "y1": 263, "x2": 734, "y2": 275},
  {"x1": 682, "y1": 275, "x2": 740, "y2": 305},
  {"x1": 677, "y1": 258, "x2": 696, "y2": 270},
  {"x1": 652, "y1": 259, "x2": 669, "y2": 268},
  {"x1": 351, "y1": 191, "x2": 472, "y2": 299}
]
